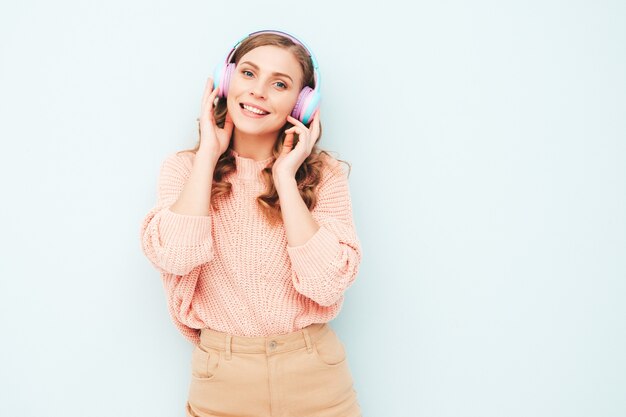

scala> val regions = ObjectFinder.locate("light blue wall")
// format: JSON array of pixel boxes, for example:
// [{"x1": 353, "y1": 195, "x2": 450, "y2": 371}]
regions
[{"x1": 1, "y1": 1, "x2": 624, "y2": 416}]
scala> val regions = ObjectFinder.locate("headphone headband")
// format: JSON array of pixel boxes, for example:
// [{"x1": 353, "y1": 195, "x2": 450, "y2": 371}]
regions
[{"x1": 222, "y1": 30, "x2": 320, "y2": 89}]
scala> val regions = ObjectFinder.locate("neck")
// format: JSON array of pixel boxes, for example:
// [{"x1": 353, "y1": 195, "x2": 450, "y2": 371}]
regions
[{"x1": 232, "y1": 128, "x2": 277, "y2": 161}]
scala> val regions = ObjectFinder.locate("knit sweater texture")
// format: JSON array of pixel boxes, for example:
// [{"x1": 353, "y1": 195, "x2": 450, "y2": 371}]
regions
[{"x1": 139, "y1": 148, "x2": 362, "y2": 345}]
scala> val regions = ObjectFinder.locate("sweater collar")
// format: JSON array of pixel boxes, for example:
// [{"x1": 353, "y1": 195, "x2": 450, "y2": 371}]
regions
[{"x1": 228, "y1": 148, "x2": 274, "y2": 181}]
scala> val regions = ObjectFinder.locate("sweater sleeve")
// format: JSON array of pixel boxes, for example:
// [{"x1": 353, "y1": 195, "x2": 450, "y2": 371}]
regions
[
  {"x1": 286, "y1": 157, "x2": 362, "y2": 307},
  {"x1": 139, "y1": 152, "x2": 215, "y2": 276}
]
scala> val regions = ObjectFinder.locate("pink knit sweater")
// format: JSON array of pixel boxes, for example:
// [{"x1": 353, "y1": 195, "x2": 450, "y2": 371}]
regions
[{"x1": 139, "y1": 148, "x2": 362, "y2": 345}]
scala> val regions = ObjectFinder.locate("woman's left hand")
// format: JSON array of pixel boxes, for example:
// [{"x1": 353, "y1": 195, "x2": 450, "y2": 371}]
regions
[{"x1": 272, "y1": 110, "x2": 321, "y2": 183}]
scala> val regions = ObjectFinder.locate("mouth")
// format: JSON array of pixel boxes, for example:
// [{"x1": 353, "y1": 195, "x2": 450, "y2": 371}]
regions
[{"x1": 240, "y1": 102, "x2": 270, "y2": 117}]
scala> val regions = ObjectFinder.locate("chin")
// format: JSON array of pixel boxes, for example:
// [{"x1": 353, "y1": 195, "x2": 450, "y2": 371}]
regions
[
  {"x1": 231, "y1": 116, "x2": 283, "y2": 137},
  {"x1": 237, "y1": 125, "x2": 282, "y2": 139}
]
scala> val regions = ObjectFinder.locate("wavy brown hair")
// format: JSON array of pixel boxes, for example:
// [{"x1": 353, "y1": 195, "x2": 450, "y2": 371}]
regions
[{"x1": 176, "y1": 32, "x2": 350, "y2": 226}]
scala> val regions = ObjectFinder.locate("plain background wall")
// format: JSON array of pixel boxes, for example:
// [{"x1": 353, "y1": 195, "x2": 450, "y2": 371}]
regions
[{"x1": 1, "y1": 1, "x2": 624, "y2": 416}]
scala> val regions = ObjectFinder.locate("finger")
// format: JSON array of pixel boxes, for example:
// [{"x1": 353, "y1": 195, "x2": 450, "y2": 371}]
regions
[
  {"x1": 281, "y1": 132, "x2": 295, "y2": 156},
  {"x1": 284, "y1": 124, "x2": 306, "y2": 136},
  {"x1": 310, "y1": 109, "x2": 321, "y2": 137},
  {"x1": 208, "y1": 83, "x2": 220, "y2": 104},
  {"x1": 285, "y1": 127, "x2": 307, "y2": 150},
  {"x1": 202, "y1": 85, "x2": 220, "y2": 122},
  {"x1": 202, "y1": 77, "x2": 214, "y2": 100},
  {"x1": 295, "y1": 135, "x2": 307, "y2": 150},
  {"x1": 286, "y1": 115, "x2": 306, "y2": 129},
  {"x1": 201, "y1": 78, "x2": 215, "y2": 112}
]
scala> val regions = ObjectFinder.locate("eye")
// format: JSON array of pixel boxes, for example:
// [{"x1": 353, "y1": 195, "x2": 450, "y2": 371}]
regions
[
  {"x1": 242, "y1": 70, "x2": 254, "y2": 77},
  {"x1": 275, "y1": 81, "x2": 287, "y2": 89}
]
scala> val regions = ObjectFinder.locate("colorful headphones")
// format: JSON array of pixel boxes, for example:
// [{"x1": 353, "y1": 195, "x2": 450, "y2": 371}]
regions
[{"x1": 212, "y1": 30, "x2": 321, "y2": 125}]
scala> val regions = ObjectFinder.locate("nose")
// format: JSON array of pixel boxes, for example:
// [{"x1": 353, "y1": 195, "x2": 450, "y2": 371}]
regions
[{"x1": 249, "y1": 79, "x2": 267, "y2": 99}]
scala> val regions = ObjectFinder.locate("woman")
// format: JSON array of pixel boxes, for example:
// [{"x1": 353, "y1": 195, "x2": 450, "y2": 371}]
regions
[{"x1": 140, "y1": 30, "x2": 363, "y2": 417}]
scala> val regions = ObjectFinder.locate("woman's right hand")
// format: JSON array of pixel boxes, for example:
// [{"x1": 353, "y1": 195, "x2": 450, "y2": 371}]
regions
[{"x1": 198, "y1": 77, "x2": 234, "y2": 157}]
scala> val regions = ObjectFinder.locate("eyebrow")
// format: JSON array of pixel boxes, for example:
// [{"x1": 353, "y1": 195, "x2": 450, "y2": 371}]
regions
[{"x1": 239, "y1": 61, "x2": 294, "y2": 83}]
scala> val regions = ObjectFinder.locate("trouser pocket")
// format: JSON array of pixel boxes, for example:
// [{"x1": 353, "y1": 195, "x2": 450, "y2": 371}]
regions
[
  {"x1": 191, "y1": 344, "x2": 221, "y2": 380},
  {"x1": 313, "y1": 328, "x2": 347, "y2": 367}
]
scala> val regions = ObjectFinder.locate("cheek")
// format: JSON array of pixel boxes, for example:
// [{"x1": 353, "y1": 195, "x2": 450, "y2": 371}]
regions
[
  {"x1": 276, "y1": 91, "x2": 300, "y2": 114},
  {"x1": 226, "y1": 99, "x2": 238, "y2": 115},
  {"x1": 225, "y1": 77, "x2": 244, "y2": 102}
]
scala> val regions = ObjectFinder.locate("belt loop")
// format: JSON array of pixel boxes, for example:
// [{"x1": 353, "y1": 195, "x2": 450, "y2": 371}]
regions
[
  {"x1": 302, "y1": 327, "x2": 313, "y2": 354},
  {"x1": 224, "y1": 334, "x2": 232, "y2": 361}
]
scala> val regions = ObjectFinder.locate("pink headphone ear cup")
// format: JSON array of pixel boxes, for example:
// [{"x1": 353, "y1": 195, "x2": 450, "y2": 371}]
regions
[
  {"x1": 291, "y1": 86, "x2": 313, "y2": 122},
  {"x1": 219, "y1": 63, "x2": 236, "y2": 98}
]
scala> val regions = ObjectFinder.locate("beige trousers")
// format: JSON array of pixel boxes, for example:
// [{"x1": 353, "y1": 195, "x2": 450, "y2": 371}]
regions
[{"x1": 185, "y1": 322, "x2": 362, "y2": 417}]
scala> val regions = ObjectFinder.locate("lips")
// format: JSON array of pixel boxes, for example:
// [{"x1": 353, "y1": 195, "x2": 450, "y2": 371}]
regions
[{"x1": 240, "y1": 102, "x2": 270, "y2": 116}]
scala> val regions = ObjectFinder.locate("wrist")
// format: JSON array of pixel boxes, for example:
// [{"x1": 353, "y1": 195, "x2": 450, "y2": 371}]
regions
[
  {"x1": 196, "y1": 146, "x2": 220, "y2": 166},
  {"x1": 273, "y1": 174, "x2": 297, "y2": 193}
]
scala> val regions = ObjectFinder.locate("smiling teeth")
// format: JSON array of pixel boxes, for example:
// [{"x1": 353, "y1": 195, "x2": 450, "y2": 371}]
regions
[{"x1": 242, "y1": 104, "x2": 268, "y2": 115}]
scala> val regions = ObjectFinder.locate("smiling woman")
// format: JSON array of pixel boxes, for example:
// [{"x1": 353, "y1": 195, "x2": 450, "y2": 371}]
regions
[
  {"x1": 226, "y1": 45, "x2": 304, "y2": 139},
  {"x1": 139, "y1": 30, "x2": 363, "y2": 417}
]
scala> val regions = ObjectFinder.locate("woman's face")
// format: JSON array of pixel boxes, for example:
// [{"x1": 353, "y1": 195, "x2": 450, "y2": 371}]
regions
[{"x1": 226, "y1": 45, "x2": 304, "y2": 139}]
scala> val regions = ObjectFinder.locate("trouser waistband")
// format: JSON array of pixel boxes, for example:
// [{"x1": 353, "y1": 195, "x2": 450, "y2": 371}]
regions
[{"x1": 199, "y1": 322, "x2": 330, "y2": 359}]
